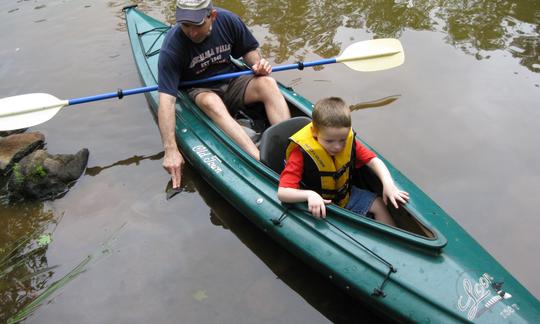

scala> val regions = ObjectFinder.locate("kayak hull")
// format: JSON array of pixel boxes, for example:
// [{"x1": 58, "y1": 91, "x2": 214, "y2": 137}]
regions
[{"x1": 124, "y1": 7, "x2": 540, "y2": 323}]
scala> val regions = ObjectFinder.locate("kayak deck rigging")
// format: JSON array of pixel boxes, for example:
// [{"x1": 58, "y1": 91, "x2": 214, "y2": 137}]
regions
[
  {"x1": 137, "y1": 27, "x2": 169, "y2": 58},
  {"x1": 323, "y1": 217, "x2": 397, "y2": 297}
]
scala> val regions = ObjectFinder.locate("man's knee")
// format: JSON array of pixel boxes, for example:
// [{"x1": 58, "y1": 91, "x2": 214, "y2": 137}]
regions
[
  {"x1": 196, "y1": 92, "x2": 219, "y2": 108},
  {"x1": 251, "y1": 76, "x2": 278, "y2": 92},
  {"x1": 196, "y1": 93, "x2": 227, "y2": 116}
]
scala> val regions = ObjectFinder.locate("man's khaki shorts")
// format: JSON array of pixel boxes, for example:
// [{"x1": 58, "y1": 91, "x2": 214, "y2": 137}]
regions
[{"x1": 186, "y1": 75, "x2": 255, "y2": 116}]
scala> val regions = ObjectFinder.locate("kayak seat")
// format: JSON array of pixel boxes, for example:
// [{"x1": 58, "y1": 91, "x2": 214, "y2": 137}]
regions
[{"x1": 259, "y1": 116, "x2": 311, "y2": 174}]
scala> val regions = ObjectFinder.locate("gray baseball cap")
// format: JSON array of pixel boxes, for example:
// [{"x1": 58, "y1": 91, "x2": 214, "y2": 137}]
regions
[{"x1": 175, "y1": 0, "x2": 213, "y2": 25}]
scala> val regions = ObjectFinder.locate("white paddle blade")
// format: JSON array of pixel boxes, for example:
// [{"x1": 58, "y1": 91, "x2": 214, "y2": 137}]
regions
[
  {"x1": 337, "y1": 38, "x2": 405, "y2": 72},
  {"x1": 0, "y1": 93, "x2": 68, "y2": 131}
]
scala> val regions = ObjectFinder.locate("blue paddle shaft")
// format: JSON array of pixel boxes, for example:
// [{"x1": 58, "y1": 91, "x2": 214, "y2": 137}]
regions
[
  {"x1": 180, "y1": 58, "x2": 336, "y2": 87},
  {"x1": 67, "y1": 58, "x2": 337, "y2": 106},
  {"x1": 68, "y1": 86, "x2": 158, "y2": 105}
]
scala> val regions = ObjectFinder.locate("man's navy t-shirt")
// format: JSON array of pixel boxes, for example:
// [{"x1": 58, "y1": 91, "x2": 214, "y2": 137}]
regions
[{"x1": 158, "y1": 8, "x2": 259, "y2": 97}]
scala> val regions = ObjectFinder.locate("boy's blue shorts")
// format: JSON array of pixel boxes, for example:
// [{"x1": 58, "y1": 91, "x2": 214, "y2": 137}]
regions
[{"x1": 345, "y1": 186, "x2": 377, "y2": 217}]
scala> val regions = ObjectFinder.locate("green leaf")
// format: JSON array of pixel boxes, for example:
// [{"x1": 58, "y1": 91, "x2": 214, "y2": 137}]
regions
[
  {"x1": 192, "y1": 289, "x2": 208, "y2": 302},
  {"x1": 37, "y1": 234, "x2": 51, "y2": 247}
]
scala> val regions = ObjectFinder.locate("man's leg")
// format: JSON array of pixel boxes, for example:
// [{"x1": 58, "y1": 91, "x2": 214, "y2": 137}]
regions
[
  {"x1": 195, "y1": 91, "x2": 260, "y2": 160},
  {"x1": 243, "y1": 76, "x2": 290, "y2": 125}
]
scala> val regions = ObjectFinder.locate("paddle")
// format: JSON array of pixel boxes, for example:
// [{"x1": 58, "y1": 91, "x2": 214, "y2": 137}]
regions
[{"x1": 0, "y1": 38, "x2": 404, "y2": 131}]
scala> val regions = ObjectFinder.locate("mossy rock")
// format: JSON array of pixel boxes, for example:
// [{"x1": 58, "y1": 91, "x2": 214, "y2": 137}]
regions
[{"x1": 8, "y1": 149, "x2": 89, "y2": 201}]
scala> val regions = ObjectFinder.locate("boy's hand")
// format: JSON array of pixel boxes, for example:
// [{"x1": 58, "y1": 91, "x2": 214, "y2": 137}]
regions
[
  {"x1": 383, "y1": 184, "x2": 409, "y2": 209},
  {"x1": 307, "y1": 191, "x2": 332, "y2": 219}
]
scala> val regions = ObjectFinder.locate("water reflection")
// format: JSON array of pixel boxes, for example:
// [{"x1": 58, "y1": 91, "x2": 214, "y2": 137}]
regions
[
  {"x1": 116, "y1": 0, "x2": 539, "y2": 72},
  {"x1": 0, "y1": 200, "x2": 58, "y2": 322},
  {"x1": 442, "y1": 0, "x2": 539, "y2": 69},
  {"x1": 233, "y1": 0, "x2": 539, "y2": 72},
  {"x1": 350, "y1": 94, "x2": 401, "y2": 111},
  {"x1": 184, "y1": 167, "x2": 388, "y2": 322},
  {"x1": 85, "y1": 151, "x2": 164, "y2": 176},
  {"x1": 0, "y1": 148, "x2": 153, "y2": 322}
]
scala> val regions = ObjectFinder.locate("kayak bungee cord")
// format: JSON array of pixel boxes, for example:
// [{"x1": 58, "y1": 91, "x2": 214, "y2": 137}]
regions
[
  {"x1": 272, "y1": 206, "x2": 396, "y2": 297},
  {"x1": 138, "y1": 27, "x2": 169, "y2": 58},
  {"x1": 271, "y1": 207, "x2": 290, "y2": 226},
  {"x1": 323, "y1": 218, "x2": 396, "y2": 298}
]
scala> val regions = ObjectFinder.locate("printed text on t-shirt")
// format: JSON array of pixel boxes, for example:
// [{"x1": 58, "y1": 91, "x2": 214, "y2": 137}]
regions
[{"x1": 189, "y1": 44, "x2": 232, "y2": 74}]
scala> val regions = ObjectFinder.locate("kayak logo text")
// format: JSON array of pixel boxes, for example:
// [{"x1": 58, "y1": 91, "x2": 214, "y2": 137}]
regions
[
  {"x1": 193, "y1": 145, "x2": 223, "y2": 174},
  {"x1": 456, "y1": 271, "x2": 517, "y2": 320}
]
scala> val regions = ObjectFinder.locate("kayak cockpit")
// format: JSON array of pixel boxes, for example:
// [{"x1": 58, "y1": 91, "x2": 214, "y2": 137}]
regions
[{"x1": 352, "y1": 164, "x2": 437, "y2": 240}]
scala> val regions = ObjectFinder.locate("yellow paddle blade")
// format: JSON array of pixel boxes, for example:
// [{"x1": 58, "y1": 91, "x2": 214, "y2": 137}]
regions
[
  {"x1": 0, "y1": 93, "x2": 68, "y2": 131},
  {"x1": 336, "y1": 38, "x2": 405, "y2": 72}
]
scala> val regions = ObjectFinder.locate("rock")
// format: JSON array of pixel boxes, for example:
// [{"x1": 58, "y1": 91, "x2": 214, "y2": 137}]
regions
[
  {"x1": 8, "y1": 148, "x2": 89, "y2": 200},
  {"x1": 0, "y1": 128, "x2": 28, "y2": 137},
  {"x1": 0, "y1": 132, "x2": 44, "y2": 174}
]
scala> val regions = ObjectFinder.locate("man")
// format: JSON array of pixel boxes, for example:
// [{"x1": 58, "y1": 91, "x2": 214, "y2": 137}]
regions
[{"x1": 158, "y1": 0, "x2": 291, "y2": 188}]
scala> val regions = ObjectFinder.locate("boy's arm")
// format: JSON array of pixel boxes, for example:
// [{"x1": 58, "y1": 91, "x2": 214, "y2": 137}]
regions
[
  {"x1": 277, "y1": 187, "x2": 314, "y2": 203},
  {"x1": 366, "y1": 157, "x2": 409, "y2": 208},
  {"x1": 278, "y1": 187, "x2": 331, "y2": 219},
  {"x1": 277, "y1": 147, "x2": 331, "y2": 218}
]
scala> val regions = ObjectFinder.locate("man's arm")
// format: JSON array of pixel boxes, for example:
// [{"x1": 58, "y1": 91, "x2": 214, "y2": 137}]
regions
[
  {"x1": 243, "y1": 49, "x2": 272, "y2": 76},
  {"x1": 158, "y1": 92, "x2": 184, "y2": 188}
]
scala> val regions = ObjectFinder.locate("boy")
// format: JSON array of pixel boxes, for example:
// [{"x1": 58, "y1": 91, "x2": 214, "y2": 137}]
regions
[{"x1": 277, "y1": 97, "x2": 409, "y2": 225}]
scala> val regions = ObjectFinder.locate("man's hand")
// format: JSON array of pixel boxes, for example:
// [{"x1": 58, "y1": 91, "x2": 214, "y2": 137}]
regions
[
  {"x1": 307, "y1": 191, "x2": 332, "y2": 219},
  {"x1": 163, "y1": 147, "x2": 185, "y2": 189},
  {"x1": 251, "y1": 58, "x2": 272, "y2": 76}
]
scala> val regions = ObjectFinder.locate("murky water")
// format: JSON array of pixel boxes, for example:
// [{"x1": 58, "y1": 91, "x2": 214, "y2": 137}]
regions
[{"x1": 1, "y1": 0, "x2": 539, "y2": 322}]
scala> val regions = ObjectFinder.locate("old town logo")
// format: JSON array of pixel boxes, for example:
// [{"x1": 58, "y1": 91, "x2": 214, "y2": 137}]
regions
[{"x1": 456, "y1": 271, "x2": 518, "y2": 320}]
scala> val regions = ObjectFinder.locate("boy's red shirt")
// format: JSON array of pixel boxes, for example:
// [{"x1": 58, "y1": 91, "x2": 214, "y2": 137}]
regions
[{"x1": 279, "y1": 139, "x2": 376, "y2": 189}]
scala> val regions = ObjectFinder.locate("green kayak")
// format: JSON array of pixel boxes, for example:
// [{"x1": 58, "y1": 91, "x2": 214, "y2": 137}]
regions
[{"x1": 124, "y1": 6, "x2": 540, "y2": 322}]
